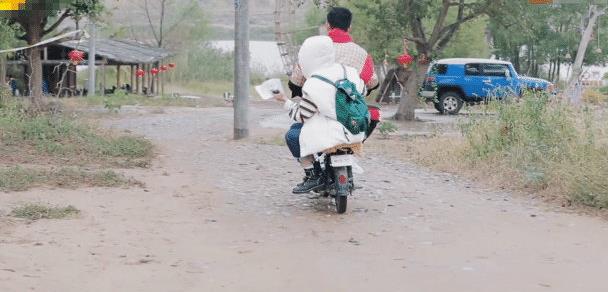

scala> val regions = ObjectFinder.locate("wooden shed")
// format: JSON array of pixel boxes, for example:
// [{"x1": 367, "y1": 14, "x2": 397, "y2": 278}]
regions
[{"x1": 6, "y1": 37, "x2": 172, "y2": 96}]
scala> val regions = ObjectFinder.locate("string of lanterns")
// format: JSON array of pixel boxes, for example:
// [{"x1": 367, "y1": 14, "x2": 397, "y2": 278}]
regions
[{"x1": 68, "y1": 49, "x2": 177, "y2": 76}]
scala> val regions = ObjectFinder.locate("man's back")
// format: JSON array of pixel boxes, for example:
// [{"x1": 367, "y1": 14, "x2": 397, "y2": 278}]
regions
[{"x1": 290, "y1": 29, "x2": 378, "y2": 92}]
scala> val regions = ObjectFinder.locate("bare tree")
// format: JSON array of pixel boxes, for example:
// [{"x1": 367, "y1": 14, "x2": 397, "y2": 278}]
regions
[
  {"x1": 567, "y1": 4, "x2": 606, "y2": 94},
  {"x1": 138, "y1": 0, "x2": 202, "y2": 48}
]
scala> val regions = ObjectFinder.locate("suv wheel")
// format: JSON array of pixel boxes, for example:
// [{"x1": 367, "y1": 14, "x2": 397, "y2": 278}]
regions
[{"x1": 438, "y1": 92, "x2": 464, "y2": 115}]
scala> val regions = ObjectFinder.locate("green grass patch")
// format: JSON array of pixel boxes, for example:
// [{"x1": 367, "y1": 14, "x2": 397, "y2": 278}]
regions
[
  {"x1": 458, "y1": 92, "x2": 608, "y2": 208},
  {"x1": 10, "y1": 203, "x2": 80, "y2": 220},
  {"x1": 0, "y1": 99, "x2": 153, "y2": 167},
  {"x1": 0, "y1": 166, "x2": 137, "y2": 192}
]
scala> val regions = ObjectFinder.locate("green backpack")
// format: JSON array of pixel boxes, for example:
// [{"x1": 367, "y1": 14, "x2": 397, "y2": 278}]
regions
[{"x1": 311, "y1": 65, "x2": 369, "y2": 135}]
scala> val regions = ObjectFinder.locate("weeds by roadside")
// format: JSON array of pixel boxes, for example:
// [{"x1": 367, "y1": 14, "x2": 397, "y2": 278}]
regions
[
  {"x1": 372, "y1": 92, "x2": 608, "y2": 210},
  {"x1": 9, "y1": 203, "x2": 80, "y2": 220},
  {"x1": 0, "y1": 166, "x2": 139, "y2": 192},
  {"x1": 0, "y1": 99, "x2": 153, "y2": 167},
  {"x1": 65, "y1": 91, "x2": 226, "y2": 111}
]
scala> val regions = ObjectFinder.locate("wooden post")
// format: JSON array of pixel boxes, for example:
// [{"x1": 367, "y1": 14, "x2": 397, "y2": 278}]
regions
[
  {"x1": 142, "y1": 64, "x2": 147, "y2": 94},
  {"x1": 87, "y1": 20, "x2": 96, "y2": 96},
  {"x1": 0, "y1": 54, "x2": 6, "y2": 89},
  {"x1": 130, "y1": 65, "x2": 134, "y2": 93},
  {"x1": 116, "y1": 64, "x2": 121, "y2": 89},
  {"x1": 101, "y1": 58, "x2": 106, "y2": 95},
  {"x1": 161, "y1": 64, "x2": 165, "y2": 97},
  {"x1": 135, "y1": 64, "x2": 140, "y2": 94},
  {"x1": 116, "y1": 65, "x2": 120, "y2": 88}
]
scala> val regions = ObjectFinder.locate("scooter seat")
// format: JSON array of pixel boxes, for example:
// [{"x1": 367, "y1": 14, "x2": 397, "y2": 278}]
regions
[{"x1": 323, "y1": 143, "x2": 363, "y2": 155}]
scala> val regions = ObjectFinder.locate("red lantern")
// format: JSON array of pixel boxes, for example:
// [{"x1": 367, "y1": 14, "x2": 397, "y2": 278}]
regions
[
  {"x1": 150, "y1": 68, "x2": 159, "y2": 75},
  {"x1": 168, "y1": 63, "x2": 176, "y2": 69},
  {"x1": 160, "y1": 65, "x2": 168, "y2": 72},
  {"x1": 396, "y1": 53, "x2": 414, "y2": 66},
  {"x1": 136, "y1": 69, "x2": 145, "y2": 77},
  {"x1": 68, "y1": 50, "x2": 85, "y2": 65}
]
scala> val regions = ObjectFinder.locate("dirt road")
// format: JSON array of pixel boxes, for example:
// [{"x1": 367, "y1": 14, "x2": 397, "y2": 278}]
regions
[{"x1": 1, "y1": 104, "x2": 608, "y2": 291}]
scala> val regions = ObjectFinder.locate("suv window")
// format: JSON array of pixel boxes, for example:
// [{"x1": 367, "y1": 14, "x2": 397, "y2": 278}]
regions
[
  {"x1": 483, "y1": 64, "x2": 510, "y2": 77},
  {"x1": 431, "y1": 64, "x2": 448, "y2": 75},
  {"x1": 465, "y1": 64, "x2": 482, "y2": 76}
]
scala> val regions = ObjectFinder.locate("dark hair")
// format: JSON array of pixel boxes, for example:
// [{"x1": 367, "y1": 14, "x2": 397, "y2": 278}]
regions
[{"x1": 327, "y1": 7, "x2": 352, "y2": 31}]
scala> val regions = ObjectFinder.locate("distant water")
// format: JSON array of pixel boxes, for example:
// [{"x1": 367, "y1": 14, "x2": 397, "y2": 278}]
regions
[{"x1": 210, "y1": 40, "x2": 285, "y2": 77}]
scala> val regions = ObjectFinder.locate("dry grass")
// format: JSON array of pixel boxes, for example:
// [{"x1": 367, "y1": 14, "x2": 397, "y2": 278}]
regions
[
  {"x1": 0, "y1": 166, "x2": 139, "y2": 192},
  {"x1": 370, "y1": 92, "x2": 608, "y2": 210},
  {"x1": 63, "y1": 93, "x2": 227, "y2": 111},
  {"x1": 0, "y1": 99, "x2": 153, "y2": 168},
  {"x1": 583, "y1": 88, "x2": 608, "y2": 104},
  {"x1": 9, "y1": 203, "x2": 80, "y2": 220}
]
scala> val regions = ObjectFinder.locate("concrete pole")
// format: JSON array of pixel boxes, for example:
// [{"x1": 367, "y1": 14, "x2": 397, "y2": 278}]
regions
[
  {"x1": 234, "y1": 0, "x2": 250, "y2": 139},
  {"x1": 87, "y1": 19, "x2": 96, "y2": 97}
]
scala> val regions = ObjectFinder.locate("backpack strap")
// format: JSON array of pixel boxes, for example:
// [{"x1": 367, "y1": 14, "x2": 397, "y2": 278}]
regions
[
  {"x1": 340, "y1": 64, "x2": 347, "y2": 80},
  {"x1": 310, "y1": 64, "x2": 349, "y2": 86},
  {"x1": 311, "y1": 74, "x2": 337, "y2": 88}
]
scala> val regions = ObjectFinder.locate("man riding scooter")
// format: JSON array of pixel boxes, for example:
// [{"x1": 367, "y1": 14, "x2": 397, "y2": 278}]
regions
[
  {"x1": 274, "y1": 35, "x2": 380, "y2": 195},
  {"x1": 279, "y1": 7, "x2": 381, "y2": 194}
]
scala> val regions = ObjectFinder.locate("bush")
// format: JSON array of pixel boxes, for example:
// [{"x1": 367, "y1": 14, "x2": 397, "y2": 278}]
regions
[{"x1": 460, "y1": 92, "x2": 608, "y2": 208}]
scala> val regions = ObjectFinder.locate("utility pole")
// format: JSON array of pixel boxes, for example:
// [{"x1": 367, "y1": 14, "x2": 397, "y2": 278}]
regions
[
  {"x1": 234, "y1": 0, "x2": 250, "y2": 139},
  {"x1": 87, "y1": 19, "x2": 96, "y2": 97}
]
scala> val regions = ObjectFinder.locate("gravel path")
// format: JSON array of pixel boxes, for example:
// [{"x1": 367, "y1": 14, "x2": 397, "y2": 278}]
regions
[{"x1": 1, "y1": 104, "x2": 607, "y2": 291}]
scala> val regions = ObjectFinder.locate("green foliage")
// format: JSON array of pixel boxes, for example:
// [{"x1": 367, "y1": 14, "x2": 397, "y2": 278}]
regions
[
  {"x1": 346, "y1": 0, "x2": 409, "y2": 61},
  {"x1": 294, "y1": 6, "x2": 326, "y2": 45},
  {"x1": 488, "y1": 0, "x2": 608, "y2": 78},
  {"x1": 173, "y1": 44, "x2": 234, "y2": 81},
  {"x1": 460, "y1": 91, "x2": 608, "y2": 208},
  {"x1": 440, "y1": 17, "x2": 491, "y2": 58},
  {"x1": 10, "y1": 203, "x2": 80, "y2": 220},
  {"x1": 0, "y1": 19, "x2": 19, "y2": 50},
  {"x1": 378, "y1": 121, "x2": 398, "y2": 138}
]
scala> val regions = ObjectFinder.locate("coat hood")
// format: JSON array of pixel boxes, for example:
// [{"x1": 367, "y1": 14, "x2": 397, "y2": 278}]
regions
[{"x1": 298, "y1": 36, "x2": 336, "y2": 79}]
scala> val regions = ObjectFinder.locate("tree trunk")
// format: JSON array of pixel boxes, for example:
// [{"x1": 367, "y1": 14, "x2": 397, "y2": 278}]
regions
[
  {"x1": 556, "y1": 58, "x2": 561, "y2": 83},
  {"x1": 513, "y1": 46, "x2": 520, "y2": 73},
  {"x1": 394, "y1": 63, "x2": 429, "y2": 121},
  {"x1": 22, "y1": 11, "x2": 45, "y2": 109},
  {"x1": 0, "y1": 55, "x2": 6, "y2": 90},
  {"x1": 27, "y1": 41, "x2": 43, "y2": 107},
  {"x1": 568, "y1": 5, "x2": 604, "y2": 89}
]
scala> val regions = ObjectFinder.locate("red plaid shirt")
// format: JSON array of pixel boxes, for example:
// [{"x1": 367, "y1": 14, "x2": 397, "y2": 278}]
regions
[{"x1": 290, "y1": 29, "x2": 378, "y2": 90}]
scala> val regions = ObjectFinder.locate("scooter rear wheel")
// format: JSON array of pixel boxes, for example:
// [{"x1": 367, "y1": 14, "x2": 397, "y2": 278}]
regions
[{"x1": 335, "y1": 195, "x2": 347, "y2": 214}]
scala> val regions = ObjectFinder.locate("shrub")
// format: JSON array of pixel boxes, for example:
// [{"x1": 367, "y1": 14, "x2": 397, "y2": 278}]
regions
[{"x1": 459, "y1": 91, "x2": 608, "y2": 208}]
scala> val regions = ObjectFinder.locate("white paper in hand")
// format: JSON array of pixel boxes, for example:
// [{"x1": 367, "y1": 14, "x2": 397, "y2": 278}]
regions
[{"x1": 255, "y1": 78, "x2": 284, "y2": 100}]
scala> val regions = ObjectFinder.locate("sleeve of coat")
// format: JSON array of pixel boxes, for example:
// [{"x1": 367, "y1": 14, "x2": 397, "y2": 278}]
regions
[
  {"x1": 289, "y1": 63, "x2": 306, "y2": 88},
  {"x1": 360, "y1": 55, "x2": 379, "y2": 89}
]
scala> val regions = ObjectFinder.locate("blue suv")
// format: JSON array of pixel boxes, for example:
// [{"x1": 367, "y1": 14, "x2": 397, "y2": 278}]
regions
[{"x1": 420, "y1": 58, "x2": 554, "y2": 114}]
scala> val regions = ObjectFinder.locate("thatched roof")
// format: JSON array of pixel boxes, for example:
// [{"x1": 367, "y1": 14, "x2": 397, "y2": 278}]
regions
[{"x1": 58, "y1": 38, "x2": 171, "y2": 65}]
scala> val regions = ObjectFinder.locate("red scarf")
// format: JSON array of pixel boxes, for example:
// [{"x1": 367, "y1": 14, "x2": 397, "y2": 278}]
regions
[{"x1": 328, "y1": 29, "x2": 352, "y2": 43}]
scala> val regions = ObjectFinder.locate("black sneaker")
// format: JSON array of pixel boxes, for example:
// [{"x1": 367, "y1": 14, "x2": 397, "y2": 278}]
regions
[{"x1": 292, "y1": 169, "x2": 324, "y2": 194}]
